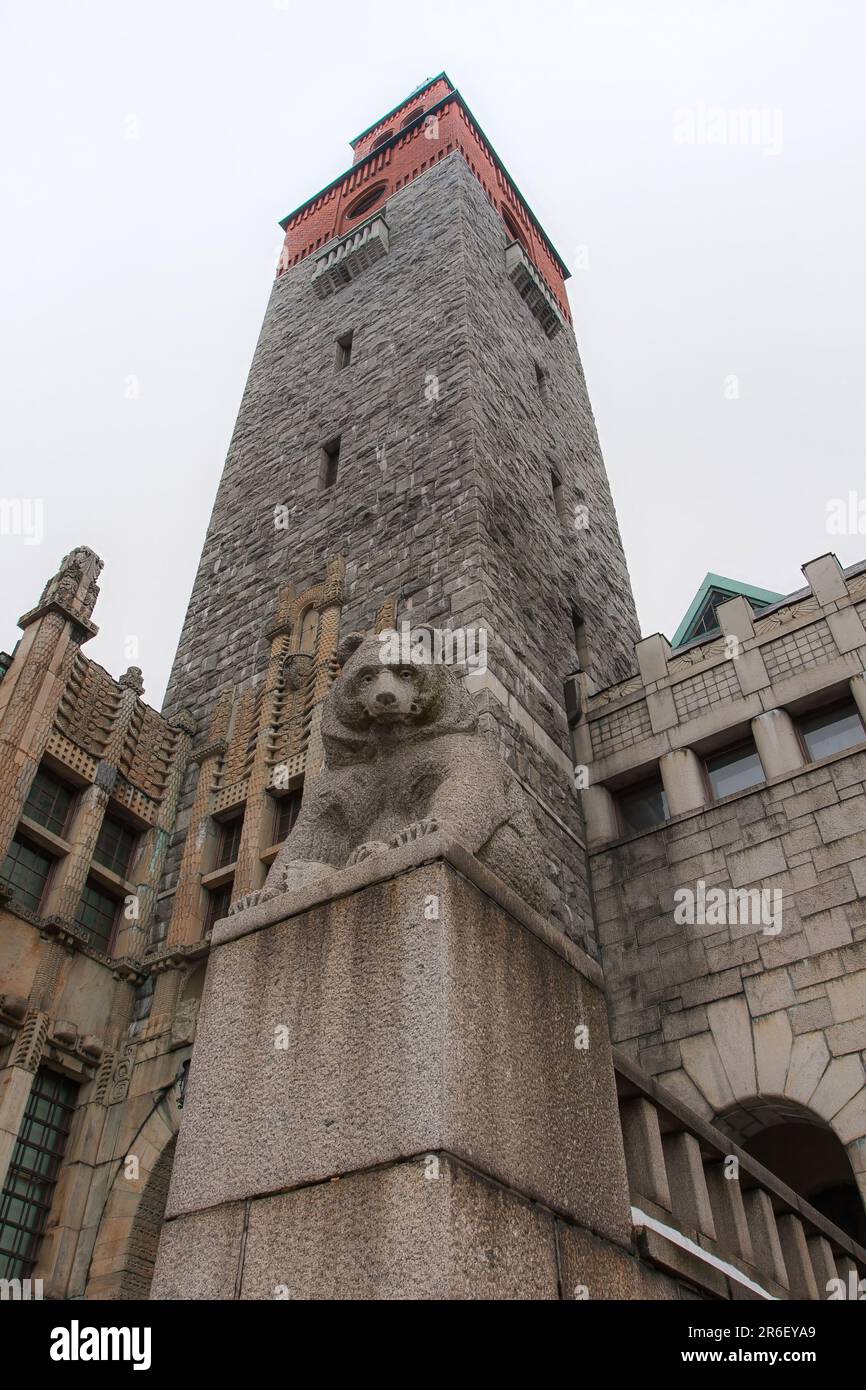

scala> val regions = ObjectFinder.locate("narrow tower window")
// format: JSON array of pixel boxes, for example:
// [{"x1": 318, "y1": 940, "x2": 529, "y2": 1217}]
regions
[
  {"x1": 336, "y1": 332, "x2": 353, "y2": 370},
  {"x1": 319, "y1": 437, "x2": 341, "y2": 490},
  {"x1": 550, "y1": 464, "x2": 569, "y2": 525},
  {"x1": 535, "y1": 363, "x2": 547, "y2": 400}
]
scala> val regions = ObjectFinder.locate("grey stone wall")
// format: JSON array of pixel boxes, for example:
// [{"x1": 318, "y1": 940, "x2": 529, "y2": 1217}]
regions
[
  {"x1": 160, "y1": 153, "x2": 639, "y2": 951},
  {"x1": 593, "y1": 746, "x2": 866, "y2": 1200}
]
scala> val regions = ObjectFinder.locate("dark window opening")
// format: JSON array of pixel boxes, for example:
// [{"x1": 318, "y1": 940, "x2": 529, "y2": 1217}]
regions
[
  {"x1": 370, "y1": 129, "x2": 393, "y2": 151},
  {"x1": 336, "y1": 331, "x2": 353, "y2": 370},
  {"x1": 274, "y1": 787, "x2": 303, "y2": 843},
  {"x1": 345, "y1": 184, "x2": 386, "y2": 221},
  {"x1": 550, "y1": 466, "x2": 569, "y2": 525},
  {"x1": 616, "y1": 778, "x2": 668, "y2": 835},
  {"x1": 205, "y1": 882, "x2": 233, "y2": 933},
  {"x1": 502, "y1": 207, "x2": 524, "y2": 245},
  {"x1": 686, "y1": 588, "x2": 775, "y2": 643},
  {"x1": 0, "y1": 1068, "x2": 78, "y2": 1279},
  {"x1": 798, "y1": 701, "x2": 866, "y2": 763},
  {"x1": 215, "y1": 814, "x2": 244, "y2": 869},
  {"x1": 93, "y1": 815, "x2": 136, "y2": 879},
  {"x1": 23, "y1": 767, "x2": 74, "y2": 837},
  {"x1": 75, "y1": 880, "x2": 120, "y2": 952},
  {"x1": 705, "y1": 742, "x2": 765, "y2": 800},
  {"x1": 319, "y1": 437, "x2": 341, "y2": 491},
  {"x1": 535, "y1": 362, "x2": 547, "y2": 399},
  {"x1": 1, "y1": 835, "x2": 55, "y2": 913}
]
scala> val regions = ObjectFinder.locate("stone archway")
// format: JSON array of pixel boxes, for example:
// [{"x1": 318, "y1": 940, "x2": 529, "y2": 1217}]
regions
[
  {"x1": 715, "y1": 1095, "x2": 866, "y2": 1246},
  {"x1": 651, "y1": 994, "x2": 866, "y2": 1217},
  {"x1": 117, "y1": 1135, "x2": 177, "y2": 1299},
  {"x1": 84, "y1": 1093, "x2": 180, "y2": 1300}
]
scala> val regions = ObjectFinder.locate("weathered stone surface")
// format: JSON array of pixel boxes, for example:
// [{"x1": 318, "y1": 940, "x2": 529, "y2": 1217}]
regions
[
  {"x1": 165, "y1": 858, "x2": 631, "y2": 1246},
  {"x1": 151, "y1": 1202, "x2": 244, "y2": 1301},
  {"x1": 240, "y1": 1156, "x2": 559, "y2": 1300}
]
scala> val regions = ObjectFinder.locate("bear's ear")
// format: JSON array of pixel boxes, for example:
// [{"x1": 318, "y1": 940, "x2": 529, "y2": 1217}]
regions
[{"x1": 335, "y1": 632, "x2": 365, "y2": 668}]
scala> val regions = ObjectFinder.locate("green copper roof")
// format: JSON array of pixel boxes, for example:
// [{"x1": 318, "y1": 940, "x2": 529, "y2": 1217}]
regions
[{"x1": 672, "y1": 573, "x2": 785, "y2": 649}]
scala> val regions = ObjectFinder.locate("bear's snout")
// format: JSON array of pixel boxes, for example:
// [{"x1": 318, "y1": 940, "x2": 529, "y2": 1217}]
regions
[{"x1": 364, "y1": 669, "x2": 415, "y2": 719}]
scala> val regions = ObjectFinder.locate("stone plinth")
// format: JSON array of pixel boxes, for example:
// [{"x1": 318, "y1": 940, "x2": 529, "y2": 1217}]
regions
[{"x1": 153, "y1": 839, "x2": 633, "y2": 1299}]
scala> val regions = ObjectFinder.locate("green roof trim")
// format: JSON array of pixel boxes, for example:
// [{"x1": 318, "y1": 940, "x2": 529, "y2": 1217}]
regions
[
  {"x1": 671, "y1": 573, "x2": 785, "y2": 649},
  {"x1": 278, "y1": 80, "x2": 571, "y2": 281},
  {"x1": 350, "y1": 72, "x2": 453, "y2": 148}
]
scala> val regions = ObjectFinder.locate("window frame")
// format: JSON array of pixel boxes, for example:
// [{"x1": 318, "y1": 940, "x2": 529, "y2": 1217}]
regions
[
  {"x1": 796, "y1": 699, "x2": 866, "y2": 765},
  {"x1": 0, "y1": 833, "x2": 57, "y2": 913},
  {"x1": 74, "y1": 878, "x2": 121, "y2": 953},
  {"x1": 703, "y1": 739, "x2": 766, "y2": 802},
  {"x1": 615, "y1": 776, "x2": 669, "y2": 837}
]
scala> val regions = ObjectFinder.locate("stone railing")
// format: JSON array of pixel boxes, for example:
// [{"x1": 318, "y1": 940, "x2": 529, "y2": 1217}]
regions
[
  {"x1": 311, "y1": 213, "x2": 389, "y2": 299},
  {"x1": 616, "y1": 1053, "x2": 866, "y2": 1300}
]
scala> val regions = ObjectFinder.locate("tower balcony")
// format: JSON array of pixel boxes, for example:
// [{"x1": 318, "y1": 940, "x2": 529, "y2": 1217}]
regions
[
  {"x1": 505, "y1": 240, "x2": 564, "y2": 338},
  {"x1": 310, "y1": 213, "x2": 390, "y2": 299}
]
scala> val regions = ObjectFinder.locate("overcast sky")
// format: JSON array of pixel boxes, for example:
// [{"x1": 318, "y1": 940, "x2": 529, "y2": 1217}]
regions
[{"x1": 2, "y1": 0, "x2": 864, "y2": 707}]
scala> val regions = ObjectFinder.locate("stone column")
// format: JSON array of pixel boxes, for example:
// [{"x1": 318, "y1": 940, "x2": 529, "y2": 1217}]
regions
[
  {"x1": 581, "y1": 784, "x2": 620, "y2": 848},
  {"x1": 43, "y1": 780, "x2": 110, "y2": 923},
  {"x1": 114, "y1": 707, "x2": 196, "y2": 962},
  {"x1": 659, "y1": 748, "x2": 708, "y2": 816},
  {"x1": 751, "y1": 708, "x2": 805, "y2": 779},
  {"x1": 153, "y1": 844, "x2": 635, "y2": 1300},
  {"x1": 851, "y1": 674, "x2": 866, "y2": 730},
  {"x1": 166, "y1": 691, "x2": 231, "y2": 947},
  {"x1": 0, "y1": 548, "x2": 102, "y2": 862}
]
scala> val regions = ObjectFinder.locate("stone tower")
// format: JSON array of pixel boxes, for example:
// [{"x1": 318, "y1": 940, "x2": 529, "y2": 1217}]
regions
[{"x1": 159, "y1": 73, "x2": 640, "y2": 958}]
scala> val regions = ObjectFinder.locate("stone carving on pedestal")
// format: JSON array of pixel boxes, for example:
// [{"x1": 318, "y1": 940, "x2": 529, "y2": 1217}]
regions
[{"x1": 232, "y1": 631, "x2": 547, "y2": 914}]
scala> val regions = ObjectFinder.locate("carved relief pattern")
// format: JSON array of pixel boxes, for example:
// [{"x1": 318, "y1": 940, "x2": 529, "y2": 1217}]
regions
[{"x1": 10, "y1": 1009, "x2": 50, "y2": 1072}]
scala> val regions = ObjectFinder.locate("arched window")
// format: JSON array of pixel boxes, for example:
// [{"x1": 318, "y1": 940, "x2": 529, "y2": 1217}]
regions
[
  {"x1": 400, "y1": 108, "x2": 423, "y2": 128},
  {"x1": 716, "y1": 1097, "x2": 866, "y2": 1246},
  {"x1": 370, "y1": 129, "x2": 393, "y2": 151},
  {"x1": 344, "y1": 183, "x2": 387, "y2": 223},
  {"x1": 502, "y1": 207, "x2": 525, "y2": 247},
  {"x1": 299, "y1": 607, "x2": 319, "y2": 655}
]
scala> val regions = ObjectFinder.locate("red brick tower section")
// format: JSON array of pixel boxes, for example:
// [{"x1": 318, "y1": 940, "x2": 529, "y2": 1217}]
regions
[{"x1": 277, "y1": 72, "x2": 572, "y2": 324}]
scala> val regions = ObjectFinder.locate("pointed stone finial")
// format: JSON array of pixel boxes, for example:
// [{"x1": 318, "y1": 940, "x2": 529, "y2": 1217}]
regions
[
  {"x1": 170, "y1": 706, "x2": 197, "y2": 737},
  {"x1": 119, "y1": 666, "x2": 145, "y2": 695}
]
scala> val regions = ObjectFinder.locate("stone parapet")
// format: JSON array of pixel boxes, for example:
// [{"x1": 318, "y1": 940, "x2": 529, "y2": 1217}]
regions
[{"x1": 154, "y1": 847, "x2": 635, "y2": 1298}]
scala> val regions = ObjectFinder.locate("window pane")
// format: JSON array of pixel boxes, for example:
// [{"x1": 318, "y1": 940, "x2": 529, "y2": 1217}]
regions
[
  {"x1": 706, "y1": 745, "x2": 765, "y2": 799},
  {"x1": 74, "y1": 881, "x2": 119, "y2": 951},
  {"x1": 617, "y1": 781, "x2": 668, "y2": 834},
  {"x1": 0, "y1": 1069, "x2": 78, "y2": 1279},
  {"x1": 800, "y1": 704, "x2": 865, "y2": 762},
  {"x1": 23, "y1": 768, "x2": 74, "y2": 836},
  {"x1": 275, "y1": 790, "x2": 302, "y2": 843},
  {"x1": 92, "y1": 816, "x2": 136, "y2": 878},
  {"x1": 205, "y1": 883, "x2": 233, "y2": 933},
  {"x1": 0, "y1": 836, "x2": 54, "y2": 912},
  {"x1": 216, "y1": 816, "x2": 243, "y2": 868}
]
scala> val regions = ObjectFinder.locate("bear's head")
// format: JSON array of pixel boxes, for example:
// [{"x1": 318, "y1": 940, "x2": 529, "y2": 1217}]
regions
[{"x1": 322, "y1": 629, "x2": 479, "y2": 765}]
